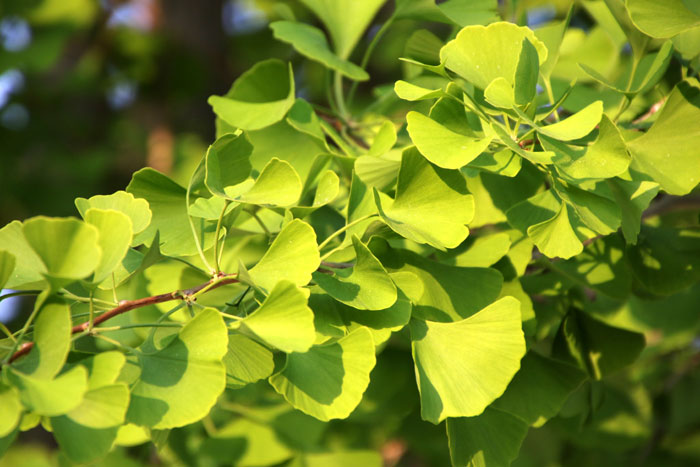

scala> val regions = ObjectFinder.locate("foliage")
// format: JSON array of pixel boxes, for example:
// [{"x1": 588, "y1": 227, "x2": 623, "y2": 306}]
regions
[{"x1": 2, "y1": 0, "x2": 700, "y2": 465}]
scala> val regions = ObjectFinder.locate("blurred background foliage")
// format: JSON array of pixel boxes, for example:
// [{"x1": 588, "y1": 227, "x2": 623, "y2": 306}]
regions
[{"x1": 2, "y1": 0, "x2": 700, "y2": 466}]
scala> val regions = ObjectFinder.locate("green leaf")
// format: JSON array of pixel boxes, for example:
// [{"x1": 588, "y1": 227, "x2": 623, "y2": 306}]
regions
[
  {"x1": 628, "y1": 79, "x2": 700, "y2": 195},
  {"x1": 127, "y1": 308, "x2": 228, "y2": 428},
  {"x1": 223, "y1": 334, "x2": 274, "y2": 388},
  {"x1": 271, "y1": 21, "x2": 368, "y2": 80},
  {"x1": 394, "y1": 80, "x2": 444, "y2": 101},
  {"x1": 373, "y1": 243, "x2": 504, "y2": 322},
  {"x1": 228, "y1": 158, "x2": 303, "y2": 207},
  {"x1": 127, "y1": 168, "x2": 217, "y2": 257},
  {"x1": 374, "y1": 148, "x2": 474, "y2": 250},
  {"x1": 491, "y1": 352, "x2": 586, "y2": 426},
  {"x1": 447, "y1": 232, "x2": 512, "y2": 268},
  {"x1": 534, "y1": 6, "x2": 573, "y2": 81},
  {"x1": 535, "y1": 101, "x2": 604, "y2": 141},
  {"x1": 299, "y1": 451, "x2": 383, "y2": 467},
  {"x1": 489, "y1": 122, "x2": 556, "y2": 165},
  {"x1": 553, "y1": 308, "x2": 645, "y2": 379},
  {"x1": 579, "y1": 40, "x2": 674, "y2": 95},
  {"x1": 286, "y1": 99, "x2": 327, "y2": 143},
  {"x1": 298, "y1": 0, "x2": 385, "y2": 59},
  {"x1": 75, "y1": 190, "x2": 152, "y2": 235},
  {"x1": 201, "y1": 417, "x2": 294, "y2": 466},
  {"x1": 410, "y1": 297, "x2": 526, "y2": 423},
  {"x1": 0, "y1": 384, "x2": 22, "y2": 437},
  {"x1": 22, "y1": 216, "x2": 100, "y2": 280},
  {"x1": 407, "y1": 111, "x2": 494, "y2": 169},
  {"x1": 0, "y1": 221, "x2": 45, "y2": 289},
  {"x1": 627, "y1": 226, "x2": 700, "y2": 296},
  {"x1": 626, "y1": 0, "x2": 700, "y2": 38},
  {"x1": 436, "y1": 0, "x2": 499, "y2": 27},
  {"x1": 292, "y1": 169, "x2": 340, "y2": 217},
  {"x1": 447, "y1": 408, "x2": 528, "y2": 467},
  {"x1": 5, "y1": 365, "x2": 88, "y2": 416},
  {"x1": 440, "y1": 22, "x2": 548, "y2": 90},
  {"x1": 542, "y1": 115, "x2": 631, "y2": 180},
  {"x1": 208, "y1": 59, "x2": 295, "y2": 131},
  {"x1": 204, "y1": 133, "x2": 254, "y2": 198},
  {"x1": 234, "y1": 281, "x2": 315, "y2": 353},
  {"x1": 84, "y1": 209, "x2": 133, "y2": 284},
  {"x1": 484, "y1": 77, "x2": 515, "y2": 108},
  {"x1": 12, "y1": 300, "x2": 71, "y2": 379},
  {"x1": 314, "y1": 236, "x2": 397, "y2": 310},
  {"x1": 527, "y1": 203, "x2": 583, "y2": 260},
  {"x1": 367, "y1": 120, "x2": 397, "y2": 157},
  {"x1": 514, "y1": 38, "x2": 540, "y2": 106},
  {"x1": 269, "y1": 327, "x2": 376, "y2": 421},
  {"x1": 51, "y1": 384, "x2": 130, "y2": 464},
  {"x1": 248, "y1": 219, "x2": 320, "y2": 292},
  {"x1": 606, "y1": 176, "x2": 659, "y2": 244},
  {"x1": 0, "y1": 251, "x2": 15, "y2": 289}
]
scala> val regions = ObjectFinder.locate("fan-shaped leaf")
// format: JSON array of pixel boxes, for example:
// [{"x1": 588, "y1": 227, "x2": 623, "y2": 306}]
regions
[
  {"x1": 410, "y1": 296, "x2": 526, "y2": 423},
  {"x1": 374, "y1": 148, "x2": 474, "y2": 250},
  {"x1": 75, "y1": 191, "x2": 151, "y2": 235},
  {"x1": 234, "y1": 281, "x2": 315, "y2": 353},
  {"x1": 269, "y1": 327, "x2": 376, "y2": 421},
  {"x1": 314, "y1": 236, "x2": 397, "y2": 310},
  {"x1": 271, "y1": 21, "x2": 368, "y2": 80},
  {"x1": 208, "y1": 59, "x2": 295, "y2": 131},
  {"x1": 126, "y1": 308, "x2": 228, "y2": 428}
]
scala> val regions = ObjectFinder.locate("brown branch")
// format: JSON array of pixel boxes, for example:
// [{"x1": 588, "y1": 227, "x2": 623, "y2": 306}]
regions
[
  {"x1": 6, "y1": 275, "x2": 239, "y2": 364},
  {"x1": 632, "y1": 98, "x2": 666, "y2": 125}
]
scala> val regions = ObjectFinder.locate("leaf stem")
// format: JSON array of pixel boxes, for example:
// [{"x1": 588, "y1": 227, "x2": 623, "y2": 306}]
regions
[
  {"x1": 214, "y1": 200, "x2": 231, "y2": 273},
  {"x1": 318, "y1": 214, "x2": 377, "y2": 251},
  {"x1": 333, "y1": 72, "x2": 349, "y2": 120}
]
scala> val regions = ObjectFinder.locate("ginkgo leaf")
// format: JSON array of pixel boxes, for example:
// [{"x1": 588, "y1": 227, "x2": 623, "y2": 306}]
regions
[
  {"x1": 5, "y1": 365, "x2": 88, "y2": 417},
  {"x1": 542, "y1": 115, "x2": 631, "y2": 180},
  {"x1": 0, "y1": 251, "x2": 15, "y2": 290},
  {"x1": 374, "y1": 148, "x2": 474, "y2": 250},
  {"x1": 234, "y1": 281, "x2": 315, "y2": 353},
  {"x1": 527, "y1": 203, "x2": 584, "y2": 260},
  {"x1": 410, "y1": 297, "x2": 526, "y2": 424},
  {"x1": 0, "y1": 221, "x2": 45, "y2": 289},
  {"x1": 248, "y1": 219, "x2": 320, "y2": 292},
  {"x1": 126, "y1": 308, "x2": 228, "y2": 429},
  {"x1": 84, "y1": 209, "x2": 133, "y2": 284},
  {"x1": 298, "y1": 0, "x2": 385, "y2": 59},
  {"x1": 626, "y1": 0, "x2": 700, "y2": 38},
  {"x1": 75, "y1": 191, "x2": 151, "y2": 235},
  {"x1": 204, "y1": 133, "x2": 254, "y2": 198},
  {"x1": 208, "y1": 59, "x2": 295, "y2": 131},
  {"x1": 127, "y1": 168, "x2": 218, "y2": 257},
  {"x1": 534, "y1": 101, "x2": 604, "y2": 141},
  {"x1": 406, "y1": 111, "x2": 494, "y2": 169},
  {"x1": 447, "y1": 408, "x2": 528, "y2": 467},
  {"x1": 514, "y1": 38, "x2": 539, "y2": 105},
  {"x1": 372, "y1": 242, "x2": 504, "y2": 322},
  {"x1": 223, "y1": 334, "x2": 274, "y2": 388},
  {"x1": 0, "y1": 384, "x2": 22, "y2": 437},
  {"x1": 225, "y1": 158, "x2": 303, "y2": 207},
  {"x1": 269, "y1": 327, "x2": 376, "y2": 421},
  {"x1": 271, "y1": 21, "x2": 368, "y2": 80},
  {"x1": 440, "y1": 22, "x2": 547, "y2": 90},
  {"x1": 628, "y1": 79, "x2": 700, "y2": 195},
  {"x1": 12, "y1": 300, "x2": 71, "y2": 379},
  {"x1": 394, "y1": 80, "x2": 444, "y2": 101},
  {"x1": 22, "y1": 216, "x2": 101, "y2": 280},
  {"x1": 314, "y1": 236, "x2": 397, "y2": 310}
]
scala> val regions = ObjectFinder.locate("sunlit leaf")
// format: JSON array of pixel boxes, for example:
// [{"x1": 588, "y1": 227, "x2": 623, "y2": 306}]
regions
[
  {"x1": 248, "y1": 219, "x2": 320, "y2": 292},
  {"x1": 270, "y1": 327, "x2": 376, "y2": 421},
  {"x1": 75, "y1": 191, "x2": 151, "y2": 235},
  {"x1": 234, "y1": 280, "x2": 315, "y2": 353},
  {"x1": 374, "y1": 148, "x2": 474, "y2": 250},
  {"x1": 208, "y1": 59, "x2": 295, "y2": 131},
  {"x1": 271, "y1": 21, "x2": 368, "y2": 80},
  {"x1": 127, "y1": 308, "x2": 228, "y2": 428},
  {"x1": 411, "y1": 297, "x2": 526, "y2": 423}
]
